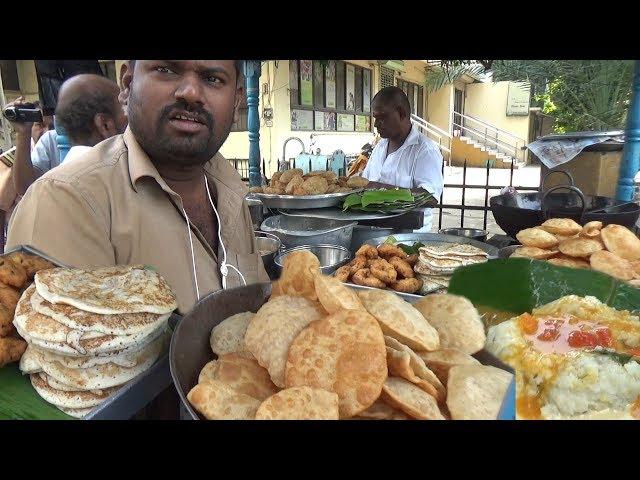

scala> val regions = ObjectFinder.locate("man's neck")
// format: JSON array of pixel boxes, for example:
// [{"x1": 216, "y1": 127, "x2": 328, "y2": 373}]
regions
[
  {"x1": 155, "y1": 162, "x2": 207, "y2": 197},
  {"x1": 388, "y1": 124, "x2": 413, "y2": 151}
]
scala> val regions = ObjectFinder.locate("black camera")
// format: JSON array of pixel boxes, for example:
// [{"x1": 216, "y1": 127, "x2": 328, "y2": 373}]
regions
[{"x1": 3, "y1": 103, "x2": 44, "y2": 123}]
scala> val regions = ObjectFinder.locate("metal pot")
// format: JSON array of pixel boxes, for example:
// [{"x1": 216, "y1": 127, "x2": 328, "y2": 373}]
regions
[
  {"x1": 246, "y1": 197, "x2": 265, "y2": 230},
  {"x1": 254, "y1": 231, "x2": 281, "y2": 279},
  {"x1": 439, "y1": 228, "x2": 488, "y2": 243},
  {"x1": 274, "y1": 244, "x2": 351, "y2": 276},
  {"x1": 260, "y1": 215, "x2": 356, "y2": 249}
]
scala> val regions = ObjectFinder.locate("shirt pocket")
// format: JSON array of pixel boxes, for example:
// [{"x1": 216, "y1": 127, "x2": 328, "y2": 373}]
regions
[{"x1": 224, "y1": 250, "x2": 262, "y2": 289}]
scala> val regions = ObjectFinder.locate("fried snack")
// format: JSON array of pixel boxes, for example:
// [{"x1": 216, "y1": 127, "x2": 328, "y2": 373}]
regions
[
  {"x1": 270, "y1": 171, "x2": 283, "y2": 185},
  {"x1": 313, "y1": 274, "x2": 364, "y2": 314},
  {"x1": 337, "y1": 176, "x2": 349, "y2": 187},
  {"x1": 0, "y1": 282, "x2": 21, "y2": 313},
  {"x1": 581, "y1": 221, "x2": 603, "y2": 238},
  {"x1": 209, "y1": 312, "x2": 255, "y2": 358},
  {"x1": 326, "y1": 184, "x2": 338, "y2": 194},
  {"x1": 381, "y1": 377, "x2": 445, "y2": 420},
  {"x1": 388, "y1": 256, "x2": 414, "y2": 279},
  {"x1": 197, "y1": 353, "x2": 278, "y2": 401},
  {"x1": 389, "y1": 278, "x2": 423, "y2": 294},
  {"x1": 307, "y1": 170, "x2": 328, "y2": 177},
  {"x1": 446, "y1": 365, "x2": 513, "y2": 420},
  {"x1": 270, "y1": 280, "x2": 283, "y2": 298},
  {"x1": 600, "y1": 224, "x2": 640, "y2": 261},
  {"x1": 547, "y1": 256, "x2": 590, "y2": 269},
  {"x1": 278, "y1": 250, "x2": 321, "y2": 301},
  {"x1": 301, "y1": 176, "x2": 329, "y2": 195},
  {"x1": 244, "y1": 295, "x2": 326, "y2": 388},
  {"x1": 554, "y1": 233, "x2": 578, "y2": 243},
  {"x1": 0, "y1": 257, "x2": 27, "y2": 288},
  {"x1": 0, "y1": 336, "x2": 27, "y2": 367},
  {"x1": 358, "y1": 289, "x2": 440, "y2": 351},
  {"x1": 292, "y1": 186, "x2": 307, "y2": 195},
  {"x1": 516, "y1": 228, "x2": 559, "y2": 249},
  {"x1": 589, "y1": 250, "x2": 635, "y2": 281},
  {"x1": 510, "y1": 246, "x2": 559, "y2": 260},
  {"x1": 263, "y1": 186, "x2": 285, "y2": 195},
  {"x1": 540, "y1": 218, "x2": 582, "y2": 236},
  {"x1": 285, "y1": 174, "x2": 304, "y2": 195},
  {"x1": 0, "y1": 303, "x2": 13, "y2": 337},
  {"x1": 417, "y1": 349, "x2": 481, "y2": 385},
  {"x1": 377, "y1": 244, "x2": 408, "y2": 260},
  {"x1": 249, "y1": 186, "x2": 263, "y2": 194},
  {"x1": 413, "y1": 294, "x2": 485, "y2": 355},
  {"x1": 255, "y1": 386, "x2": 339, "y2": 420},
  {"x1": 557, "y1": 237, "x2": 604, "y2": 258},
  {"x1": 8, "y1": 252, "x2": 55, "y2": 279},
  {"x1": 355, "y1": 398, "x2": 411, "y2": 420},
  {"x1": 279, "y1": 168, "x2": 304, "y2": 184},
  {"x1": 384, "y1": 336, "x2": 445, "y2": 402},
  {"x1": 348, "y1": 256, "x2": 368, "y2": 275},
  {"x1": 335, "y1": 266, "x2": 351, "y2": 283},
  {"x1": 405, "y1": 254, "x2": 419, "y2": 267},
  {"x1": 346, "y1": 176, "x2": 369, "y2": 189},
  {"x1": 356, "y1": 244, "x2": 379, "y2": 260},
  {"x1": 632, "y1": 260, "x2": 640, "y2": 277},
  {"x1": 335, "y1": 187, "x2": 352, "y2": 193},
  {"x1": 369, "y1": 258, "x2": 397, "y2": 284},
  {"x1": 285, "y1": 309, "x2": 387, "y2": 418},
  {"x1": 322, "y1": 171, "x2": 338, "y2": 184},
  {"x1": 188, "y1": 380, "x2": 261, "y2": 420},
  {"x1": 275, "y1": 181, "x2": 288, "y2": 190},
  {"x1": 352, "y1": 268, "x2": 387, "y2": 289}
]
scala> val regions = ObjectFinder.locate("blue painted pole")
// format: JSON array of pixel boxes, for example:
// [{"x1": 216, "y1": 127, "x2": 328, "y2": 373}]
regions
[
  {"x1": 616, "y1": 60, "x2": 640, "y2": 201},
  {"x1": 243, "y1": 60, "x2": 262, "y2": 187},
  {"x1": 54, "y1": 117, "x2": 71, "y2": 163}
]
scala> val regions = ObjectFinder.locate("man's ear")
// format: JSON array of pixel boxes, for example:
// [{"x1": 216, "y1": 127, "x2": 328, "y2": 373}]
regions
[
  {"x1": 94, "y1": 113, "x2": 117, "y2": 141},
  {"x1": 118, "y1": 61, "x2": 133, "y2": 111}
]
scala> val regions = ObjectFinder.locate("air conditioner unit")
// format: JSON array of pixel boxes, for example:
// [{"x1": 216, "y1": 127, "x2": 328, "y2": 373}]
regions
[{"x1": 378, "y1": 60, "x2": 405, "y2": 72}]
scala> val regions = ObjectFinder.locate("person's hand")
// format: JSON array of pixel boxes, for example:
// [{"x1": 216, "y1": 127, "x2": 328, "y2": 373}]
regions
[{"x1": 5, "y1": 97, "x2": 33, "y2": 137}]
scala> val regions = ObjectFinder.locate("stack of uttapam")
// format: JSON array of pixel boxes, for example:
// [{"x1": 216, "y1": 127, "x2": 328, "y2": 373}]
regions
[
  {"x1": 414, "y1": 244, "x2": 489, "y2": 294},
  {"x1": 14, "y1": 265, "x2": 177, "y2": 418}
]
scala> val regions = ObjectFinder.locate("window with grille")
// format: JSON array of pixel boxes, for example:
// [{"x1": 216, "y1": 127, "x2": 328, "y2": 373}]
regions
[{"x1": 379, "y1": 66, "x2": 396, "y2": 90}]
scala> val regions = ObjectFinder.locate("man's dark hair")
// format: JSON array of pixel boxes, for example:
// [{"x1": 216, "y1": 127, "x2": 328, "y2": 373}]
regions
[
  {"x1": 129, "y1": 60, "x2": 244, "y2": 80},
  {"x1": 372, "y1": 86, "x2": 411, "y2": 117},
  {"x1": 55, "y1": 81, "x2": 119, "y2": 143}
]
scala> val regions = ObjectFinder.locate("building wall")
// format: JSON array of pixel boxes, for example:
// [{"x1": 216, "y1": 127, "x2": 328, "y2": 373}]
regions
[
  {"x1": 426, "y1": 84, "x2": 453, "y2": 133},
  {"x1": 464, "y1": 81, "x2": 530, "y2": 143}
]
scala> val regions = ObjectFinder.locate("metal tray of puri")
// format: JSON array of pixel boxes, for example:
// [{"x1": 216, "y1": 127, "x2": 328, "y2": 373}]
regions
[
  {"x1": 170, "y1": 282, "x2": 516, "y2": 420},
  {"x1": 248, "y1": 189, "x2": 363, "y2": 210},
  {"x1": 2, "y1": 244, "x2": 178, "y2": 420}
]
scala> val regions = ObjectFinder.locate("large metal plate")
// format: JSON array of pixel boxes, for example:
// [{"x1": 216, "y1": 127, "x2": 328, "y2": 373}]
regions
[
  {"x1": 248, "y1": 189, "x2": 363, "y2": 210},
  {"x1": 170, "y1": 282, "x2": 516, "y2": 420},
  {"x1": 277, "y1": 207, "x2": 406, "y2": 222},
  {"x1": 2, "y1": 244, "x2": 178, "y2": 420}
]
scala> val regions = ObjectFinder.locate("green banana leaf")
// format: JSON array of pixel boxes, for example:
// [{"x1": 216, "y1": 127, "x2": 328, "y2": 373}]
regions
[
  {"x1": 448, "y1": 258, "x2": 640, "y2": 315},
  {"x1": 0, "y1": 364, "x2": 73, "y2": 420}
]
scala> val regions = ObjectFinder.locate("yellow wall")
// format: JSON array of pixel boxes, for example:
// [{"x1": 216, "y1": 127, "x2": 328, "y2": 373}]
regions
[
  {"x1": 464, "y1": 81, "x2": 530, "y2": 143},
  {"x1": 426, "y1": 84, "x2": 453, "y2": 133}
]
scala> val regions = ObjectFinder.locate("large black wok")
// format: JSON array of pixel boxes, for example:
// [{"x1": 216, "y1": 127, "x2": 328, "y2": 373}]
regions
[{"x1": 490, "y1": 171, "x2": 640, "y2": 239}]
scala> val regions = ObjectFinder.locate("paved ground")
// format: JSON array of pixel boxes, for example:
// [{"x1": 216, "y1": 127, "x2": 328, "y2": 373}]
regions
[{"x1": 430, "y1": 164, "x2": 542, "y2": 234}]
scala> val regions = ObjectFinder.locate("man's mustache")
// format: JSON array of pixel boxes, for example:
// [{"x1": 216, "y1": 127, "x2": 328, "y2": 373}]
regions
[{"x1": 159, "y1": 101, "x2": 214, "y2": 129}]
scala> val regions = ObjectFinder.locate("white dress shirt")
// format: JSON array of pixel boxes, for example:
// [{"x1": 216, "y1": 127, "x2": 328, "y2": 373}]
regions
[{"x1": 361, "y1": 126, "x2": 443, "y2": 232}]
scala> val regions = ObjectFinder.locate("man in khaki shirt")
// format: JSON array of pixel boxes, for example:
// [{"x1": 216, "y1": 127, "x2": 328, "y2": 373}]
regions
[{"x1": 7, "y1": 60, "x2": 268, "y2": 314}]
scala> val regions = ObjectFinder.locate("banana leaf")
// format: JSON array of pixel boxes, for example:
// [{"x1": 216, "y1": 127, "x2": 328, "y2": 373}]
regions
[
  {"x1": 448, "y1": 258, "x2": 640, "y2": 315},
  {"x1": 343, "y1": 189, "x2": 435, "y2": 213},
  {"x1": 0, "y1": 364, "x2": 73, "y2": 420}
]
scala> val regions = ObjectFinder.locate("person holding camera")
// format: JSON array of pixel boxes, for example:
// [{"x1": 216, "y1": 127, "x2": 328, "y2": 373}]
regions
[{"x1": 4, "y1": 74, "x2": 127, "y2": 198}]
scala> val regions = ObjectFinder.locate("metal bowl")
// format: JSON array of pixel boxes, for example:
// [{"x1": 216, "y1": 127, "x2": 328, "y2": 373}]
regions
[
  {"x1": 260, "y1": 215, "x2": 356, "y2": 249},
  {"x1": 274, "y1": 244, "x2": 351, "y2": 276},
  {"x1": 254, "y1": 231, "x2": 281, "y2": 279},
  {"x1": 439, "y1": 228, "x2": 488, "y2": 242}
]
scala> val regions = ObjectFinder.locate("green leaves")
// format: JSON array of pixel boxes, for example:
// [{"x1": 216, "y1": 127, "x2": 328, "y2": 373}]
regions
[
  {"x1": 448, "y1": 258, "x2": 640, "y2": 315},
  {"x1": 343, "y1": 189, "x2": 435, "y2": 214}
]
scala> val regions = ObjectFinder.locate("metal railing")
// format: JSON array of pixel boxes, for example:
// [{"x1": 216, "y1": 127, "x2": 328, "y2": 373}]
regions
[
  {"x1": 452, "y1": 111, "x2": 527, "y2": 165},
  {"x1": 410, "y1": 114, "x2": 452, "y2": 163}
]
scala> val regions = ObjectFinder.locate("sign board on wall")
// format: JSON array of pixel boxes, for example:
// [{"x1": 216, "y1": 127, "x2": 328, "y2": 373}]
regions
[
  {"x1": 291, "y1": 109, "x2": 314, "y2": 130},
  {"x1": 506, "y1": 82, "x2": 531, "y2": 116}
]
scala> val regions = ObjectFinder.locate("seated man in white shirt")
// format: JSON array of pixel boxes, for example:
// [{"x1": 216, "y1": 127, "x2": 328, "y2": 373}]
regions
[{"x1": 361, "y1": 86, "x2": 444, "y2": 232}]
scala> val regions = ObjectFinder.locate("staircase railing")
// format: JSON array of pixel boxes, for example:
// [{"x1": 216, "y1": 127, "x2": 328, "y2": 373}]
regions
[
  {"x1": 410, "y1": 114, "x2": 452, "y2": 162},
  {"x1": 452, "y1": 111, "x2": 527, "y2": 164}
]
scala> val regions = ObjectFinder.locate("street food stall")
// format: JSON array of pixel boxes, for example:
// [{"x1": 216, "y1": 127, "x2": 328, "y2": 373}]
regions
[{"x1": 1, "y1": 60, "x2": 640, "y2": 421}]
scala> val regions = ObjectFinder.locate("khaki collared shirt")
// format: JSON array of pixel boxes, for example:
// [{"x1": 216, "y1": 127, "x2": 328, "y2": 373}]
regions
[{"x1": 7, "y1": 127, "x2": 268, "y2": 314}]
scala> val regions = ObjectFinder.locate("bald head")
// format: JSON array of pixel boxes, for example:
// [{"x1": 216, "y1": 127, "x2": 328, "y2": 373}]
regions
[
  {"x1": 55, "y1": 74, "x2": 127, "y2": 146},
  {"x1": 371, "y1": 86, "x2": 412, "y2": 140}
]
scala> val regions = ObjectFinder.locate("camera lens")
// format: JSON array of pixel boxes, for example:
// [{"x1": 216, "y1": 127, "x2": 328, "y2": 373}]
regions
[{"x1": 3, "y1": 107, "x2": 17, "y2": 121}]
